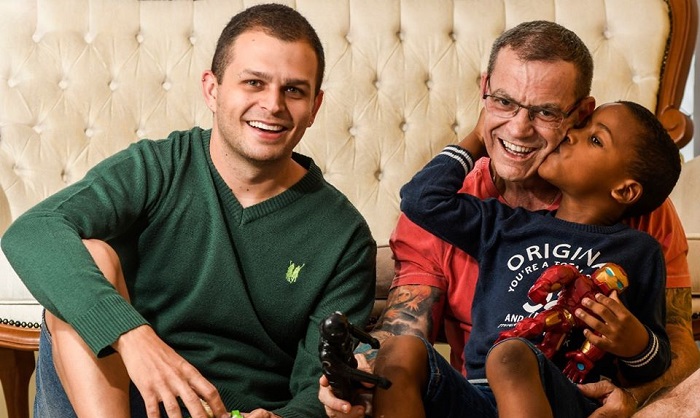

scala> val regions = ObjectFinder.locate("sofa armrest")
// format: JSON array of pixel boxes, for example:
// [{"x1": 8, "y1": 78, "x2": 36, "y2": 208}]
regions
[
  {"x1": 367, "y1": 245, "x2": 394, "y2": 331},
  {"x1": 0, "y1": 186, "x2": 11, "y2": 236},
  {"x1": 687, "y1": 233, "x2": 700, "y2": 340},
  {"x1": 0, "y1": 244, "x2": 42, "y2": 330}
]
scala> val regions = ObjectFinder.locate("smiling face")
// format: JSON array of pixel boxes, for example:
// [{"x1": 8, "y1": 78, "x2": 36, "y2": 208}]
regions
[
  {"x1": 483, "y1": 47, "x2": 585, "y2": 185},
  {"x1": 538, "y1": 103, "x2": 639, "y2": 199},
  {"x1": 203, "y1": 29, "x2": 323, "y2": 167}
]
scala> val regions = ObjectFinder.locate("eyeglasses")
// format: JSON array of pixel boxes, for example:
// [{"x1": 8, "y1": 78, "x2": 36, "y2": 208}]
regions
[{"x1": 482, "y1": 92, "x2": 581, "y2": 129}]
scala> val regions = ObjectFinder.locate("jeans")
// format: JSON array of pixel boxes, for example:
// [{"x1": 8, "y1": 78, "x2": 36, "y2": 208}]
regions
[
  {"x1": 420, "y1": 337, "x2": 600, "y2": 418},
  {"x1": 34, "y1": 319, "x2": 77, "y2": 418}
]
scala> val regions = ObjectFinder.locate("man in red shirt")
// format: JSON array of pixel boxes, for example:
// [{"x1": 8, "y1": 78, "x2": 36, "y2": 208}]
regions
[{"x1": 320, "y1": 20, "x2": 698, "y2": 418}]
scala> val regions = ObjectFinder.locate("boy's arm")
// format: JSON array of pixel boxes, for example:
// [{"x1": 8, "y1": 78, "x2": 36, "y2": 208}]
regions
[
  {"x1": 577, "y1": 290, "x2": 670, "y2": 383},
  {"x1": 581, "y1": 289, "x2": 698, "y2": 417},
  {"x1": 399, "y1": 144, "x2": 496, "y2": 258},
  {"x1": 620, "y1": 200, "x2": 700, "y2": 406}
]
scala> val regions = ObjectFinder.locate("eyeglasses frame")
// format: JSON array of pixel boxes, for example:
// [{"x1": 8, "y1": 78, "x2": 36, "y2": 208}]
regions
[{"x1": 482, "y1": 81, "x2": 583, "y2": 129}]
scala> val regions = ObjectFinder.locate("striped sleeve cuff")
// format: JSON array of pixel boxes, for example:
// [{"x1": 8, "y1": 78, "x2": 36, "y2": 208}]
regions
[
  {"x1": 439, "y1": 145, "x2": 475, "y2": 174},
  {"x1": 620, "y1": 328, "x2": 659, "y2": 368}
]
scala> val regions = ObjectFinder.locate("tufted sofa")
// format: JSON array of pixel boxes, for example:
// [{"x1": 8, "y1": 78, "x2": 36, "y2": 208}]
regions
[{"x1": 0, "y1": 1, "x2": 698, "y2": 416}]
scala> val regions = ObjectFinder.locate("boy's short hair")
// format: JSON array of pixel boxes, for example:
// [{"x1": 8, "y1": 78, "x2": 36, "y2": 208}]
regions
[
  {"x1": 211, "y1": 3, "x2": 325, "y2": 95},
  {"x1": 621, "y1": 100, "x2": 681, "y2": 217}
]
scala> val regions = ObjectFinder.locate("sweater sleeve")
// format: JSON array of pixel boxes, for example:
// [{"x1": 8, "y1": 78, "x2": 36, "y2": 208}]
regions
[
  {"x1": 1, "y1": 140, "x2": 166, "y2": 355},
  {"x1": 399, "y1": 145, "x2": 509, "y2": 259}
]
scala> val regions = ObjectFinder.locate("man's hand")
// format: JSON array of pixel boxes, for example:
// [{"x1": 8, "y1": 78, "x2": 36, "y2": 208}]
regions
[
  {"x1": 319, "y1": 351, "x2": 374, "y2": 418},
  {"x1": 318, "y1": 284, "x2": 443, "y2": 417},
  {"x1": 241, "y1": 409, "x2": 281, "y2": 418},
  {"x1": 113, "y1": 325, "x2": 229, "y2": 418},
  {"x1": 319, "y1": 374, "x2": 368, "y2": 418},
  {"x1": 579, "y1": 380, "x2": 637, "y2": 418}
]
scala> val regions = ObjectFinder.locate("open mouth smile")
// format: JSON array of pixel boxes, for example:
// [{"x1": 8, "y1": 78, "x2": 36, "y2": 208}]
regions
[
  {"x1": 248, "y1": 120, "x2": 286, "y2": 133},
  {"x1": 501, "y1": 139, "x2": 535, "y2": 156}
]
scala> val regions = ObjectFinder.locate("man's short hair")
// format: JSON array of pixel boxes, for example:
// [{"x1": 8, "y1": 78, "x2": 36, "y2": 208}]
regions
[
  {"x1": 211, "y1": 3, "x2": 325, "y2": 95},
  {"x1": 487, "y1": 20, "x2": 594, "y2": 101}
]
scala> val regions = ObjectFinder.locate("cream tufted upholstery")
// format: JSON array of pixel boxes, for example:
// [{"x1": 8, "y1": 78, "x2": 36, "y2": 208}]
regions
[{"x1": 0, "y1": 1, "x2": 696, "y2": 416}]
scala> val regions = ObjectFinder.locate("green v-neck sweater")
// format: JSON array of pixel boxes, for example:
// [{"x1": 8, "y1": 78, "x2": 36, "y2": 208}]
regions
[{"x1": 2, "y1": 127, "x2": 377, "y2": 417}]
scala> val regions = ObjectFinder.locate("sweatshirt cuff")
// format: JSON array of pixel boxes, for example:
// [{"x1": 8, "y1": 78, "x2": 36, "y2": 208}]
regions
[
  {"x1": 439, "y1": 145, "x2": 475, "y2": 174},
  {"x1": 619, "y1": 327, "x2": 659, "y2": 368}
]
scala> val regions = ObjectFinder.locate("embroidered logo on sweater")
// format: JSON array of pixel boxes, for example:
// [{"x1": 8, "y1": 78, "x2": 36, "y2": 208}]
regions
[{"x1": 286, "y1": 261, "x2": 305, "y2": 283}]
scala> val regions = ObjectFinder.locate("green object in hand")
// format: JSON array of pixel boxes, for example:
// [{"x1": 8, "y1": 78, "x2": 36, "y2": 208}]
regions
[{"x1": 230, "y1": 411, "x2": 243, "y2": 418}]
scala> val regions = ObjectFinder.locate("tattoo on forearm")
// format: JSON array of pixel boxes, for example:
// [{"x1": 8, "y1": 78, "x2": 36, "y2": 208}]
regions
[
  {"x1": 374, "y1": 285, "x2": 442, "y2": 339},
  {"x1": 665, "y1": 287, "x2": 692, "y2": 328}
]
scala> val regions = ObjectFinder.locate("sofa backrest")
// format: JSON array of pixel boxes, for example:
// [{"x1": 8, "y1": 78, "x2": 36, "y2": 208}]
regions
[{"x1": 0, "y1": 0, "x2": 695, "y2": 249}]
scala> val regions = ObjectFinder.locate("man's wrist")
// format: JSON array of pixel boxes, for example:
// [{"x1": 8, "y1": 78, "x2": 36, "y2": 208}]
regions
[{"x1": 620, "y1": 387, "x2": 640, "y2": 410}]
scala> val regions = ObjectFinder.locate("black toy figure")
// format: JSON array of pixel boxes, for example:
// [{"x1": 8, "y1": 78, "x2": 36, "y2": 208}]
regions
[{"x1": 319, "y1": 311, "x2": 392, "y2": 402}]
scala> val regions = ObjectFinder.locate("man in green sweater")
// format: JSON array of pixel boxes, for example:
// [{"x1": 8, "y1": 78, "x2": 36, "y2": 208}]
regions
[{"x1": 1, "y1": 4, "x2": 376, "y2": 418}]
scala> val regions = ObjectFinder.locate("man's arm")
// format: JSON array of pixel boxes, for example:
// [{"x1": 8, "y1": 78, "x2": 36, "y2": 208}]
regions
[
  {"x1": 632, "y1": 367, "x2": 700, "y2": 417},
  {"x1": 363, "y1": 284, "x2": 445, "y2": 365},
  {"x1": 114, "y1": 325, "x2": 229, "y2": 418},
  {"x1": 318, "y1": 284, "x2": 444, "y2": 417},
  {"x1": 582, "y1": 287, "x2": 699, "y2": 418},
  {"x1": 628, "y1": 287, "x2": 699, "y2": 405}
]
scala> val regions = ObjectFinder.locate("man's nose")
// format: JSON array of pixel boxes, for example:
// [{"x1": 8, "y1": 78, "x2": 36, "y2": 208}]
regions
[
  {"x1": 261, "y1": 89, "x2": 285, "y2": 113},
  {"x1": 507, "y1": 107, "x2": 536, "y2": 136}
]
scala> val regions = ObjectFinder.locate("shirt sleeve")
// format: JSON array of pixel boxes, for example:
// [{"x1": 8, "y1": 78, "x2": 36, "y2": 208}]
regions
[{"x1": 625, "y1": 198, "x2": 690, "y2": 288}]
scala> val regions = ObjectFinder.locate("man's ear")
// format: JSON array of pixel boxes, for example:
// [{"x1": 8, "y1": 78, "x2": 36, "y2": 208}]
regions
[
  {"x1": 201, "y1": 70, "x2": 218, "y2": 112},
  {"x1": 611, "y1": 179, "x2": 642, "y2": 206},
  {"x1": 309, "y1": 90, "x2": 324, "y2": 126},
  {"x1": 573, "y1": 96, "x2": 595, "y2": 126},
  {"x1": 480, "y1": 73, "x2": 489, "y2": 96}
]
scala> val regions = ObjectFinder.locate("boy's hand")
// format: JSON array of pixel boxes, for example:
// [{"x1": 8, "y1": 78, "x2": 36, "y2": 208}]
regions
[
  {"x1": 457, "y1": 108, "x2": 487, "y2": 159},
  {"x1": 575, "y1": 291, "x2": 648, "y2": 358}
]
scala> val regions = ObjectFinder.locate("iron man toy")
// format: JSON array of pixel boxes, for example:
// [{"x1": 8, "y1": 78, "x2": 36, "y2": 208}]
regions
[{"x1": 495, "y1": 263, "x2": 628, "y2": 383}]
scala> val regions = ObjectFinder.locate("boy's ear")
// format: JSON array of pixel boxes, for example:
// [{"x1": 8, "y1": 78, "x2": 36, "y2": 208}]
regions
[{"x1": 611, "y1": 179, "x2": 642, "y2": 206}]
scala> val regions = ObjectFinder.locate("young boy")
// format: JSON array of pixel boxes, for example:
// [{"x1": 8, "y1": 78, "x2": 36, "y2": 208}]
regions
[{"x1": 372, "y1": 101, "x2": 680, "y2": 418}]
